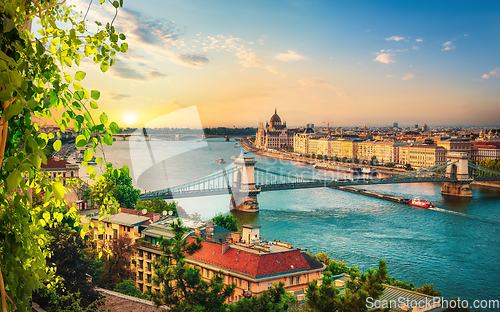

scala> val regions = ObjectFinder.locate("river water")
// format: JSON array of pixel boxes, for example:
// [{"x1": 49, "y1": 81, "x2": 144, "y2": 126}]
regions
[{"x1": 87, "y1": 138, "x2": 500, "y2": 309}]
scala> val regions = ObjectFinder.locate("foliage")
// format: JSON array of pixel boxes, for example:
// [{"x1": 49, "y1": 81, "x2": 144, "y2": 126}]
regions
[
  {"x1": 227, "y1": 282, "x2": 297, "y2": 312},
  {"x1": 384, "y1": 162, "x2": 395, "y2": 167},
  {"x1": 204, "y1": 127, "x2": 257, "y2": 136},
  {"x1": 149, "y1": 220, "x2": 235, "y2": 311},
  {"x1": 0, "y1": 0, "x2": 128, "y2": 310},
  {"x1": 307, "y1": 252, "x2": 331, "y2": 266},
  {"x1": 114, "y1": 279, "x2": 146, "y2": 300},
  {"x1": 383, "y1": 276, "x2": 415, "y2": 291},
  {"x1": 32, "y1": 220, "x2": 103, "y2": 310},
  {"x1": 100, "y1": 236, "x2": 137, "y2": 290},
  {"x1": 83, "y1": 169, "x2": 140, "y2": 209},
  {"x1": 306, "y1": 260, "x2": 388, "y2": 312},
  {"x1": 478, "y1": 158, "x2": 500, "y2": 175},
  {"x1": 416, "y1": 283, "x2": 441, "y2": 297},
  {"x1": 135, "y1": 198, "x2": 178, "y2": 215},
  {"x1": 34, "y1": 288, "x2": 104, "y2": 312},
  {"x1": 212, "y1": 212, "x2": 238, "y2": 232}
]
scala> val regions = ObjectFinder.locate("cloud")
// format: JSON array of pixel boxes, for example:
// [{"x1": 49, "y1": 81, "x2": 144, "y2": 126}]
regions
[
  {"x1": 148, "y1": 70, "x2": 168, "y2": 79},
  {"x1": 416, "y1": 38, "x2": 423, "y2": 42},
  {"x1": 386, "y1": 36, "x2": 406, "y2": 41},
  {"x1": 110, "y1": 93, "x2": 131, "y2": 100},
  {"x1": 235, "y1": 50, "x2": 261, "y2": 67},
  {"x1": 402, "y1": 73, "x2": 416, "y2": 80},
  {"x1": 177, "y1": 54, "x2": 210, "y2": 67},
  {"x1": 412, "y1": 46, "x2": 419, "y2": 50},
  {"x1": 482, "y1": 68, "x2": 500, "y2": 79},
  {"x1": 298, "y1": 79, "x2": 336, "y2": 89},
  {"x1": 442, "y1": 41, "x2": 456, "y2": 51},
  {"x1": 275, "y1": 50, "x2": 305, "y2": 62},
  {"x1": 110, "y1": 61, "x2": 148, "y2": 80},
  {"x1": 374, "y1": 51, "x2": 395, "y2": 64},
  {"x1": 264, "y1": 65, "x2": 278, "y2": 74},
  {"x1": 387, "y1": 75, "x2": 394, "y2": 78}
]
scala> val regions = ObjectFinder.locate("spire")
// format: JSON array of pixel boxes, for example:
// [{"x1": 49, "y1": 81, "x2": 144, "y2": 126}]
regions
[{"x1": 275, "y1": 107, "x2": 277, "y2": 115}]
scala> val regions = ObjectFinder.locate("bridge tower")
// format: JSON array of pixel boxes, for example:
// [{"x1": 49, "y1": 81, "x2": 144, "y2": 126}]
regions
[
  {"x1": 231, "y1": 157, "x2": 261, "y2": 212},
  {"x1": 441, "y1": 152, "x2": 473, "y2": 197}
]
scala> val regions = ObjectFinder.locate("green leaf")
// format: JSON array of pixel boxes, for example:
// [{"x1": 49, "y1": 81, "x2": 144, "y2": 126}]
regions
[
  {"x1": 74, "y1": 71, "x2": 86, "y2": 81},
  {"x1": 112, "y1": 1, "x2": 119, "y2": 8},
  {"x1": 64, "y1": 73, "x2": 73, "y2": 83},
  {"x1": 43, "y1": 212, "x2": 51, "y2": 222},
  {"x1": 119, "y1": 33, "x2": 126, "y2": 40},
  {"x1": 120, "y1": 43, "x2": 128, "y2": 53},
  {"x1": 73, "y1": 82, "x2": 82, "y2": 90},
  {"x1": 74, "y1": 91, "x2": 85, "y2": 101},
  {"x1": 104, "y1": 132, "x2": 113, "y2": 145},
  {"x1": 84, "y1": 148, "x2": 93, "y2": 162},
  {"x1": 95, "y1": 157, "x2": 103, "y2": 164},
  {"x1": 53, "y1": 182, "x2": 66, "y2": 200},
  {"x1": 90, "y1": 100, "x2": 98, "y2": 109},
  {"x1": 53, "y1": 140, "x2": 62, "y2": 152},
  {"x1": 99, "y1": 0, "x2": 105, "y2": 4},
  {"x1": 119, "y1": 0, "x2": 123, "y2": 7},
  {"x1": 4, "y1": 102, "x2": 23, "y2": 120},
  {"x1": 100, "y1": 112, "x2": 108, "y2": 124},
  {"x1": 91, "y1": 90, "x2": 100, "y2": 100},
  {"x1": 0, "y1": 89, "x2": 12, "y2": 101},
  {"x1": 76, "y1": 134, "x2": 87, "y2": 148},
  {"x1": 109, "y1": 121, "x2": 120, "y2": 134},
  {"x1": 100, "y1": 61, "x2": 110, "y2": 72},
  {"x1": 6, "y1": 170, "x2": 21, "y2": 193},
  {"x1": 121, "y1": 165, "x2": 130, "y2": 176}
]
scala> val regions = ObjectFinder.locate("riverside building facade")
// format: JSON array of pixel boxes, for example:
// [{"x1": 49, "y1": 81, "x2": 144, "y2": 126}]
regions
[{"x1": 255, "y1": 109, "x2": 297, "y2": 150}]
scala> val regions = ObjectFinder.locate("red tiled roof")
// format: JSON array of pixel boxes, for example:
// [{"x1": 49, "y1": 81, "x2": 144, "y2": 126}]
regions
[
  {"x1": 186, "y1": 238, "x2": 320, "y2": 278},
  {"x1": 118, "y1": 207, "x2": 161, "y2": 224},
  {"x1": 41, "y1": 157, "x2": 70, "y2": 169}
]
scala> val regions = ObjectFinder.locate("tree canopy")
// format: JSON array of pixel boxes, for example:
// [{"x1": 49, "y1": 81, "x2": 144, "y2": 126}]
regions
[
  {"x1": 135, "y1": 198, "x2": 178, "y2": 215},
  {"x1": 0, "y1": 0, "x2": 128, "y2": 310},
  {"x1": 212, "y1": 213, "x2": 238, "y2": 232}
]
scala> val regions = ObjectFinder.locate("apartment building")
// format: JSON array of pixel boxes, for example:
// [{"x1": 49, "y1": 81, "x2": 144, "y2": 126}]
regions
[
  {"x1": 135, "y1": 218, "x2": 325, "y2": 303},
  {"x1": 470, "y1": 142, "x2": 500, "y2": 163},
  {"x1": 398, "y1": 145, "x2": 447, "y2": 169}
]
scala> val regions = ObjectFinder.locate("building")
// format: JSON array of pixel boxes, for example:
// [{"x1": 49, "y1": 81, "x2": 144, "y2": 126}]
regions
[
  {"x1": 255, "y1": 109, "x2": 297, "y2": 150},
  {"x1": 470, "y1": 142, "x2": 500, "y2": 163},
  {"x1": 436, "y1": 139, "x2": 471, "y2": 157},
  {"x1": 393, "y1": 122, "x2": 398, "y2": 129},
  {"x1": 293, "y1": 128, "x2": 315, "y2": 154},
  {"x1": 135, "y1": 218, "x2": 325, "y2": 303},
  {"x1": 398, "y1": 145, "x2": 446, "y2": 169},
  {"x1": 41, "y1": 157, "x2": 82, "y2": 204}
]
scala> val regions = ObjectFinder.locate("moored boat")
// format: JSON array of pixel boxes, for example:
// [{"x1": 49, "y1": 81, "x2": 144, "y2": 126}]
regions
[
  {"x1": 314, "y1": 163, "x2": 361, "y2": 174},
  {"x1": 361, "y1": 167, "x2": 377, "y2": 176},
  {"x1": 409, "y1": 197, "x2": 435, "y2": 209},
  {"x1": 215, "y1": 158, "x2": 226, "y2": 164}
]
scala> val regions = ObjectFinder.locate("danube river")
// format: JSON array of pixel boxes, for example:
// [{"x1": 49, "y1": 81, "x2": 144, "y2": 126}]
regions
[{"x1": 90, "y1": 137, "x2": 500, "y2": 309}]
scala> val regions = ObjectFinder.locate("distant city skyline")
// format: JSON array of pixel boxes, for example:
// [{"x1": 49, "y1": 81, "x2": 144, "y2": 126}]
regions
[{"x1": 66, "y1": 0, "x2": 500, "y2": 128}]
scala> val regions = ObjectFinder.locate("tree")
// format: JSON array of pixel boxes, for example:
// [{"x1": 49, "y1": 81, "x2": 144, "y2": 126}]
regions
[
  {"x1": 0, "y1": 1, "x2": 128, "y2": 310},
  {"x1": 135, "y1": 198, "x2": 178, "y2": 215},
  {"x1": 212, "y1": 213, "x2": 238, "y2": 232},
  {"x1": 149, "y1": 220, "x2": 235, "y2": 311},
  {"x1": 306, "y1": 259, "x2": 388, "y2": 312},
  {"x1": 83, "y1": 170, "x2": 140, "y2": 209},
  {"x1": 307, "y1": 252, "x2": 331, "y2": 266},
  {"x1": 227, "y1": 282, "x2": 296, "y2": 312},
  {"x1": 416, "y1": 283, "x2": 441, "y2": 297},
  {"x1": 31, "y1": 219, "x2": 104, "y2": 310},
  {"x1": 100, "y1": 236, "x2": 137, "y2": 290},
  {"x1": 114, "y1": 279, "x2": 146, "y2": 300}
]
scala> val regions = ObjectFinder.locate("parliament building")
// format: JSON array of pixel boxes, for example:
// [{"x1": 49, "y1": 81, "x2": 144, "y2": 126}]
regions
[{"x1": 255, "y1": 109, "x2": 297, "y2": 150}]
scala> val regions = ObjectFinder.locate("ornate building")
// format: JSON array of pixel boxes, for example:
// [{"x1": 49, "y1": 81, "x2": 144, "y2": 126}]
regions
[{"x1": 255, "y1": 109, "x2": 296, "y2": 150}]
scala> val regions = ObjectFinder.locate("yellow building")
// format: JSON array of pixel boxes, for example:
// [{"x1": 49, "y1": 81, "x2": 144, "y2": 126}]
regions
[
  {"x1": 399, "y1": 145, "x2": 447, "y2": 169},
  {"x1": 135, "y1": 220, "x2": 325, "y2": 303}
]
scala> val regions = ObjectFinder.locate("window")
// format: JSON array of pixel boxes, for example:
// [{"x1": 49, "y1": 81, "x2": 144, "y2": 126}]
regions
[
  {"x1": 147, "y1": 262, "x2": 152, "y2": 271},
  {"x1": 147, "y1": 252, "x2": 152, "y2": 260},
  {"x1": 138, "y1": 272, "x2": 143, "y2": 280},
  {"x1": 296, "y1": 276, "x2": 300, "y2": 285},
  {"x1": 139, "y1": 260, "x2": 143, "y2": 269},
  {"x1": 290, "y1": 276, "x2": 294, "y2": 285},
  {"x1": 71, "y1": 171, "x2": 74, "y2": 177},
  {"x1": 147, "y1": 286, "x2": 151, "y2": 292},
  {"x1": 147, "y1": 274, "x2": 152, "y2": 283},
  {"x1": 139, "y1": 250, "x2": 143, "y2": 257},
  {"x1": 239, "y1": 279, "x2": 242, "y2": 287},
  {"x1": 127, "y1": 227, "x2": 131, "y2": 232},
  {"x1": 138, "y1": 283, "x2": 143, "y2": 291},
  {"x1": 247, "y1": 282, "x2": 251, "y2": 291}
]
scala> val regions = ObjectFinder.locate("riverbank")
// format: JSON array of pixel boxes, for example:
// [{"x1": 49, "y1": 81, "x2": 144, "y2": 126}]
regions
[
  {"x1": 240, "y1": 139, "x2": 405, "y2": 177},
  {"x1": 471, "y1": 181, "x2": 500, "y2": 188}
]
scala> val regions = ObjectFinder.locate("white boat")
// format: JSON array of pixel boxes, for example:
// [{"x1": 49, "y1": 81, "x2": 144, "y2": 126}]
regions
[{"x1": 215, "y1": 158, "x2": 226, "y2": 164}]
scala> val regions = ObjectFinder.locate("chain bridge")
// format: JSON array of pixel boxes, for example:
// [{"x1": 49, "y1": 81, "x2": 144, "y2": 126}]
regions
[{"x1": 139, "y1": 152, "x2": 500, "y2": 212}]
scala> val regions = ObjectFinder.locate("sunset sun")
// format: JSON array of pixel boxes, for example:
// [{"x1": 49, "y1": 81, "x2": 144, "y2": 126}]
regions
[{"x1": 123, "y1": 113, "x2": 137, "y2": 125}]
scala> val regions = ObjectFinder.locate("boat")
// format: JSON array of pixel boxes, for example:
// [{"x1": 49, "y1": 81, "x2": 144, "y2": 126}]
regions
[
  {"x1": 215, "y1": 158, "x2": 226, "y2": 165},
  {"x1": 314, "y1": 163, "x2": 361, "y2": 174},
  {"x1": 361, "y1": 167, "x2": 377, "y2": 176},
  {"x1": 409, "y1": 197, "x2": 435, "y2": 209}
]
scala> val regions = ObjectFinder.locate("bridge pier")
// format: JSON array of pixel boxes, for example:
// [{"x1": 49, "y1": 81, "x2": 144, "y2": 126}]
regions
[
  {"x1": 441, "y1": 152, "x2": 473, "y2": 197},
  {"x1": 231, "y1": 157, "x2": 260, "y2": 212}
]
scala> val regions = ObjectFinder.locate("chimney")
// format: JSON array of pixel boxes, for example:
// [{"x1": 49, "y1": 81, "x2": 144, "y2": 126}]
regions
[
  {"x1": 195, "y1": 228, "x2": 201, "y2": 237},
  {"x1": 222, "y1": 241, "x2": 230, "y2": 255},
  {"x1": 153, "y1": 213, "x2": 160, "y2": 223},
  {"x1": 206, "y1": 233, "x2": 212, "y2": 241},
  {"x1": 231, "y1": 232, "x2": 241, "y2": 243}
]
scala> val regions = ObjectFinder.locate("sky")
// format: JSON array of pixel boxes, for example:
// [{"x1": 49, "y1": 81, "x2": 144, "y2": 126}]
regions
[{"x1": 65, "y1": 0, "x2": 500, "y2": 128}]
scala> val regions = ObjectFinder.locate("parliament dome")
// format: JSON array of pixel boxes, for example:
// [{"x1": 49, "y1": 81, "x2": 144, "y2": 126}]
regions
[{"x1": 270, "y1": 109, "x2": 281, "y2": 123}]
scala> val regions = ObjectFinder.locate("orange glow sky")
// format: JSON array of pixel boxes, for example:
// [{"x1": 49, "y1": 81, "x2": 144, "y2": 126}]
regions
[{"x1": 61, "y1": 0, "x2": 500, "y2": 129}]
